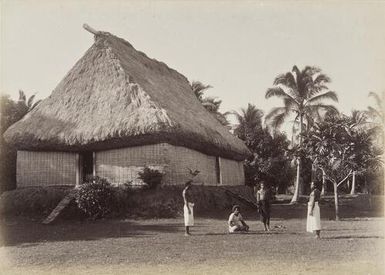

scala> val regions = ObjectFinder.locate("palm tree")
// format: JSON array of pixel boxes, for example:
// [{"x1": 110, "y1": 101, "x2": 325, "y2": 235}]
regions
[
  {"x1": 365, "y1": 91, "x2": 384, "y2": 148},
  {"x1": 190, "y1": 81, "x2": 229, "y2": 126},
  {"x1": 18, "y1": 90, "x2": 41, "y2": 111},
  {"x1": 232, "y1": 103, "x2": 264, "y2": 143},
  {"x1": 190, "y1": 81, "x2": 212, "y2": 100},
  {"x1": 265, "y1": 65, "x2": 338, "y2": 203},
  {"x1": 367, "y1": 91, "x2": 384, "y2": 123}
]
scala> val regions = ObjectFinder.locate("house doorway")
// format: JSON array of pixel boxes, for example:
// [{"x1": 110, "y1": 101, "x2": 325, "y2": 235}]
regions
[{"x1": 81, "y1": 151, "x2": 94, "y2": 181}]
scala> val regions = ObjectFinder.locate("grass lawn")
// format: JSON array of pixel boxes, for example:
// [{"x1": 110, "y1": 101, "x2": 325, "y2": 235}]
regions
[{"x1": 0, "y1": 214, "x2": 384, "y2": 275}]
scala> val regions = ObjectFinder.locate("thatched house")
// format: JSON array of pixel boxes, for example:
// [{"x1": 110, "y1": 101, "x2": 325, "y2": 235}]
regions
[{"x1": 4, "y1": 25, "x2": 250, "y2": 187}]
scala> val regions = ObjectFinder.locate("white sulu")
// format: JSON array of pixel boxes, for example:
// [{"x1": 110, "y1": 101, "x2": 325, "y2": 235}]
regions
[
  {"x1": 306, "y1": 201, "x2": 321, "y2": 232},
  {"x1": 184, "y1": 202, "x2": 194, "y2": 226}
]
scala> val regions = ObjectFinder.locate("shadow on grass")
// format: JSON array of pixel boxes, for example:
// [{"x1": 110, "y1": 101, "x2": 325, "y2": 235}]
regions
[
  {"x1": 0, "y1": 219, "x2": 183, "y2": 247},
  {"x1": 202, "y1": 230, "x2": 302, "y2": 236},
  {"x1": 323, "y1": 235, "x2": 384, "y2": 240},
  {"x1": 203, "y1": 231, "x2": 271, "y2": 236}
]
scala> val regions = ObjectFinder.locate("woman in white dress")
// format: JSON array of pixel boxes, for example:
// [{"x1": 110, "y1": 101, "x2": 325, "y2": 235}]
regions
[
  {"x1": 307, "y1": 182, "x2": 321, "y2": 238},
  {"x1": 182, "y1": 180, "x2": 194, "y2": 236}
]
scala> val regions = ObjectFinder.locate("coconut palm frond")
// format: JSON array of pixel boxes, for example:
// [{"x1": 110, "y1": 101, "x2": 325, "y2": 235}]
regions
[
  {"x1": 273, "y1": 72, "x2": 297, "y2": 90},
  {"x1": 303, "y1": 66, "x2": 321, "y2": 76},
  {"x1": 306, "y1": 104, "x2": 339, "y2": 114},
  {"x1": 291, "y1": 65, "x2": 301, "y2": 77},
  {"x1": 269, "y1": 112, "x2": 290, "y2": 129},
  {"x1": 306, "y1": 91, "x2": 338, "y2": 105},
  {"x1": 201, "y1": 97, "x2": 221, "y2": 112},
  {"x1": 27, "y1": 94, "x2": 36, "y2": 108},
  {"x1": 366, "y1": 106, "x2": 383, "y2": 121},
  {"x1": 30, "y1": 99, "x2": 42, "y2": 110},
  {"x1": 350, "y1": 110, "x2": 367, "y2": 126},
  {"x1": 265, "y1": 107, "x2": 290, "y2": 122},
  {"x1": 265, "y1": 87, "x2": 298, "y2": 105},
  {"x1": 18, "y1": 90, "x2": 26, "y2": 102},
  {"x1": 368, "y1": 91, "x2": 383, "y2": 109},
  {"x1": 313, "y1": 73, "x2": 331, "y2": 85},
  {"x1": 190, "y1": 81, "x2": 212, "y2": 100}
]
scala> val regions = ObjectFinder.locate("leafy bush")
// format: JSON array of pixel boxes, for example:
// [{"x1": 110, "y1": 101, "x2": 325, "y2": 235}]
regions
[
  {"x1": 138, "y1": 167, "x2": 163, "y2": 189},
  {"x1": 75, "y1": 176, "x2": 115, "y2": 219}
]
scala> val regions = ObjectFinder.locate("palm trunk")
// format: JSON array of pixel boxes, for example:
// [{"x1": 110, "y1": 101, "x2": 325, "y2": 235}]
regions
[
  {"x1": 333, "y1": 180, "x2": 340, "y2": 221},
  {"x1": 290, "y1": 114, "x2": 303, "y2": 204},
  {"x1": 321, "y1": 168, "x2": 326, "y2": 196},
  {"x1": 350, "y1": 171, "x2": 356, "y2": 195},
  {"x1": 290, "y1": 159, "x2": 301, "y2": 204}
]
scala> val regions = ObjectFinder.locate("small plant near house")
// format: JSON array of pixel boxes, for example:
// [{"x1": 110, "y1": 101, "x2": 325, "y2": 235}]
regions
[
  {"x1": 75, "y1": 176, "x2": 115, "y2": 219},
  {"x1": 138, "y1": 167, "x2": 164, "y2": 189}
]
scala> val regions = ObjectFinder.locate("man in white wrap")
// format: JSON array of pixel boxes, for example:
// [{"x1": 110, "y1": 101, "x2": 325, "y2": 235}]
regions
[
  {"x1": 307, "y1": 182, "x2": 321, "y2": 238},
  {"x1": 182, "y1": 180, "x2": 194, "y2": 236}
]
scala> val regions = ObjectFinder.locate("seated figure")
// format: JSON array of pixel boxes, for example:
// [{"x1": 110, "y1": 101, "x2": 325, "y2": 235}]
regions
[{"x1": 228, "y1": 205, "x2": 249, "y2": 233}]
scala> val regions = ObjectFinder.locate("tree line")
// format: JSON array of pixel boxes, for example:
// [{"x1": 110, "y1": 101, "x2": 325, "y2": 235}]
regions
[{"x1": 190, "y1": 65, "x2": 384, "y2": 214}]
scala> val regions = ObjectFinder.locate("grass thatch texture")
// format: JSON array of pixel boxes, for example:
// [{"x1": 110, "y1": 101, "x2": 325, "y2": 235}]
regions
[{"x1": 4, "y1": 32, "x2": 250, "y2": 161}]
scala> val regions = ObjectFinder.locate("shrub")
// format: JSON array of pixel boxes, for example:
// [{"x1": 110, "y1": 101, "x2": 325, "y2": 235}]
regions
[
  {"x1": 75, "y1": 176, "x2": 115, "y2": 219},
  {"x1": 138, "y1": 167, "x2": 163, "y2": 189},
  {"x1": 0, "y1": 186, "x2": 73, "y2": 218}
]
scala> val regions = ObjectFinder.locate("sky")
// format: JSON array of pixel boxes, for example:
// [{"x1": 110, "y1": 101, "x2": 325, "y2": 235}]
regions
[{"x1": 1, "y1": 1, "x2": 385, "y2": 130}]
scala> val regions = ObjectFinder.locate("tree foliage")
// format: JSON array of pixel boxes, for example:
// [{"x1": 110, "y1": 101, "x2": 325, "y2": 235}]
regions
[
  {"x1": 303, "y1": 112, "x2": 383, "y2": 219},
  {"x1": 138, "y1": 167, "x2": 164, "y2": 189},
  {"x1": 0, "y1": 92, "x2": 41, "y2": 192},
  {"x1": 232, "y1": 103, "x2": 264, "y2": 143},
  {"x1": 190, "y1": 81, "x2": 230, "y2": 126},
  {"x1": 233, "y1": 104, "x2": 294, "y2": 192}
]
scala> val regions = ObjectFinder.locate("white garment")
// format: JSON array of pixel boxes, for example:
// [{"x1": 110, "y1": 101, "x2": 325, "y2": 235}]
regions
[
  {"x1": 184, "y1": 202, "x2": 194, "y2": 226},
  {"x1": 306, "y1": 202, "x2": 321, "y2": 232},
  {"x1": 228, "y1": 213, "x2": 243, "y2": 232}
]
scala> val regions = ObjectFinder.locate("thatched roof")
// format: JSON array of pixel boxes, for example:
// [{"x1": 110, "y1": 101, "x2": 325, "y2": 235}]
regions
[{"x1": 4, "y1": 28, "x2": 250, "y2": 160}]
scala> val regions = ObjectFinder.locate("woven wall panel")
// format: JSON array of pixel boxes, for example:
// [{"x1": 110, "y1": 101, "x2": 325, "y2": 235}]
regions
[
  {"x1": 17, "y1": 151, "x2": 77, "y2": 187},
  {"x1": 96, "y1": 143, "x2": 169, "y2": 185},
  {"x1": 219, "y1": 157, "x2": 245, "y2": 186},
  {"x1": 96, "y1": 143, "x2": 245, "y2": 186},
  {"x1": 165, "y1": 145, "x2": 218, "y2": 185}
]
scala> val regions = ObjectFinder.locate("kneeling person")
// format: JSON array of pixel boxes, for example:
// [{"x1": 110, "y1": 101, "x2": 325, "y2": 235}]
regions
[{"x1": 228, "y1": 205, "x2": 249, "y2": 233}]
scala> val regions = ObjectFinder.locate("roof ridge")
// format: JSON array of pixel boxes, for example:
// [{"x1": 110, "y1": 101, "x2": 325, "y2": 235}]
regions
[{"x1": 97, "y1": 31, "x2": 189, "y2": 84}]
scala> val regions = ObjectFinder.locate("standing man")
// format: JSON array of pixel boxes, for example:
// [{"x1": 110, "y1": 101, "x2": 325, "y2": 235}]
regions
[
  {"x1": 182, "y1": 180, "x2": 194, "y2": 236},
  {"x1": 255, "y1": 181, "x2": 272, "y2": 231}
]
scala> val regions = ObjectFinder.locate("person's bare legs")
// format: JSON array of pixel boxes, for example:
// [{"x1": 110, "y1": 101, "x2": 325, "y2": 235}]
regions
[
  {"x1": 185, "y1": 226, "x2": 191, "y2": 236},
  {"x1": 263, "y1": 217, "x2": 268, "y2": 231}
]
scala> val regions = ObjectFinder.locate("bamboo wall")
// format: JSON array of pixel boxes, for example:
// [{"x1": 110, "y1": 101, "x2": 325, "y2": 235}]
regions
[
  {"x1": 96, "y1": 144, "x2": 169, "y2": 185},
  {"x1": 16, "y1": 151, "x2": 78, "y2": 187},
  {"x1": 219, "y1": 157, "x2": 245, "y2": 185},
  {"x1": 96, "y1": 143, "x2": 244, "y2": 186},
  {"x1": 15, "y1": 144, "x2": 244, "y2": 187},
  {"x1": 165, "y1": 145, "x2": 217, "y2": 185}
]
